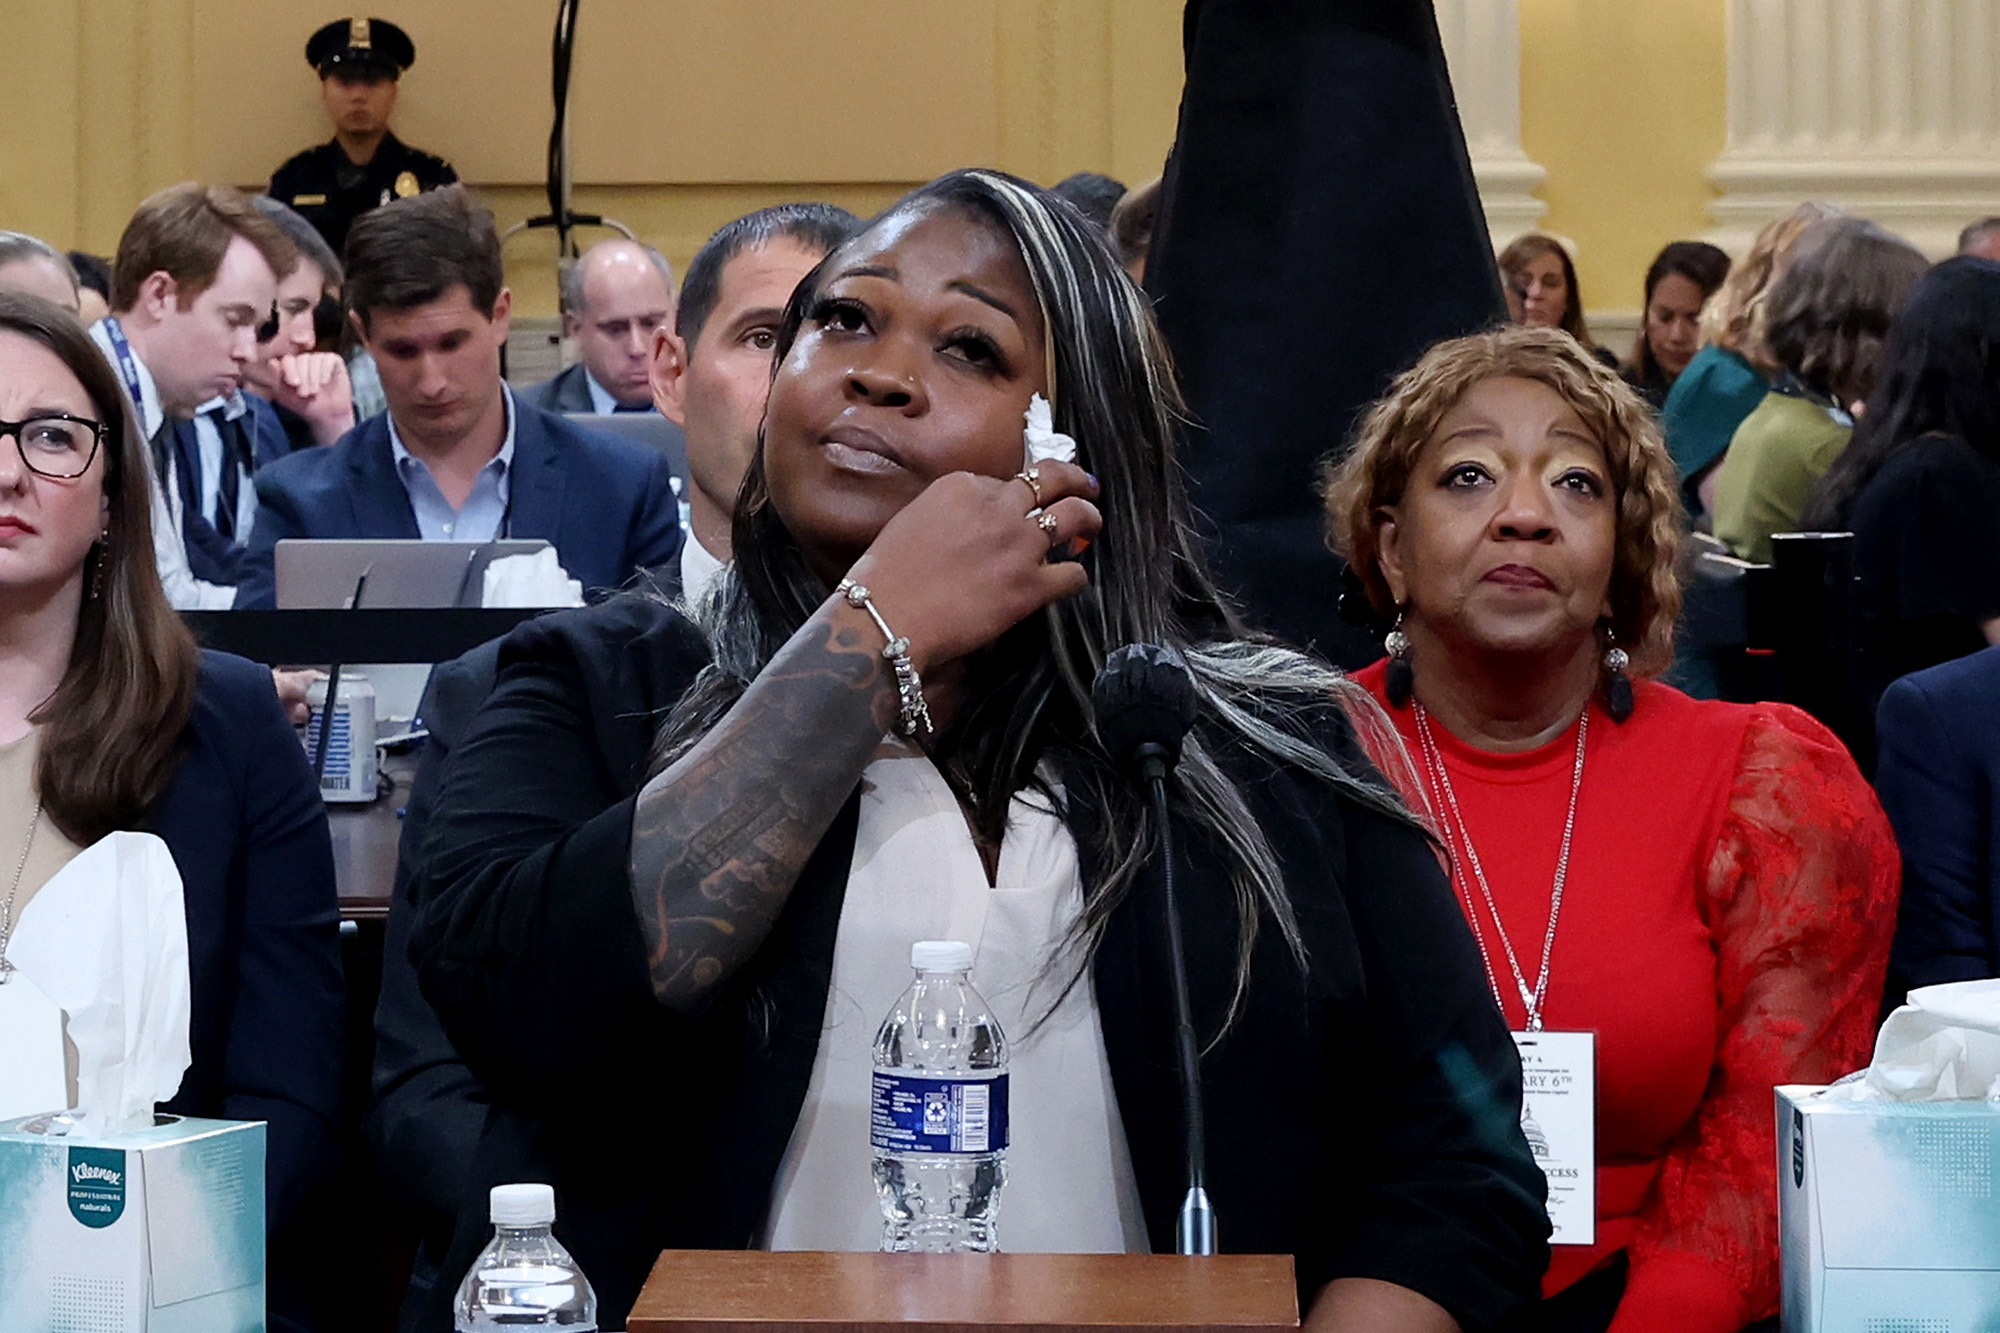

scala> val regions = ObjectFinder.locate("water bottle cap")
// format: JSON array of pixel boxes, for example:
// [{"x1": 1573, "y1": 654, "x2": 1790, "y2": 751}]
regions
[
  {"x1": 490, "y1": 1182, "x2": 556, "y2": 1226},
  {"x1": 910, "y1": 940, "x2": 973, "y2": 973}
]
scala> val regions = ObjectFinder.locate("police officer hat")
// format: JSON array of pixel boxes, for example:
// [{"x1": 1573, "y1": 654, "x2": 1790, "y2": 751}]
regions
[{"x1": 306, "y1": 17, "x2": 415, "y2": 80}]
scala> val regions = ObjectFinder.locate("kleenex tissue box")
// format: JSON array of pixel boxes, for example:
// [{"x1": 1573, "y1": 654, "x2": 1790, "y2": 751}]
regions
[
  {"x1": 0, "y1": 1113, "x2": 263, "y2": 1331},
  {"x1": 1780, "y1": 1084, "x2": 2000, "y2": 1332}
]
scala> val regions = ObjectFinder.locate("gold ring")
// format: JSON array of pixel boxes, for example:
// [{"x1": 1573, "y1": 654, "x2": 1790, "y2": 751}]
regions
[
  {"x1": 1014, "y1": 468, "x2": 1043, "y2": 508},
  {"x1": 1036, "y1": 510, "x2": 1061, "y2": 545}
]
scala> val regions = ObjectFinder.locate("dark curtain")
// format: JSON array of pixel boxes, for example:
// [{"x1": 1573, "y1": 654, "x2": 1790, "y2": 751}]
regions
[{"x1": 1148, "y1": 0, "x2": 1507, "y2": 665}]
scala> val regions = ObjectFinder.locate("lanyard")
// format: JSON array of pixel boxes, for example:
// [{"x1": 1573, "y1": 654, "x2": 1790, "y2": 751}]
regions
[
  {"x1": 1413, "y1": 704, "x2": 1587, "y2": 1033},
  {"x1": 99, "y1": 316, "x2": 148, "y2": 418}
]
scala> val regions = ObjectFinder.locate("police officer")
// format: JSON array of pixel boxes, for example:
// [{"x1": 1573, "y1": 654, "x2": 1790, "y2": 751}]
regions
[{"x1": 268, "y1": 17, "x2": 457, "y2": 256}]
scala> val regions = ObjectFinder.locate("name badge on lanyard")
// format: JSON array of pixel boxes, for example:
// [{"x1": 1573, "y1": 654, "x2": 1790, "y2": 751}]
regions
[{"x1": 1514, "y1": 1029, "x2": 1595, "y2": 1245}]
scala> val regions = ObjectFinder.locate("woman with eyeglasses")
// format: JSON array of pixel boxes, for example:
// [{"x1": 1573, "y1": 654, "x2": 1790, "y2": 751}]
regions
[{"x1": 0, "y1": 292, "x2": 342, "y2": 1333}]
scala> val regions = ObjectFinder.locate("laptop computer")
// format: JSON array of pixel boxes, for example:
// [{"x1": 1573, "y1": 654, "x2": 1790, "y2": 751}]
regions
[{"x1": 273, "y1": 538, "x2": 553, "y2": 610}]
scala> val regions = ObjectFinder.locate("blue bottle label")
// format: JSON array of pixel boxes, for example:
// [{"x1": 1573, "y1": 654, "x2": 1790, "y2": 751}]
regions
[{"x1": 870, "y1": 1072, "x2": 1009, "y2": 1153}]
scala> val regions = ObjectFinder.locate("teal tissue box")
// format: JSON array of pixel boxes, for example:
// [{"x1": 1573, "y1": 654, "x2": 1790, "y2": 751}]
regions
[
  {"x1": 0, "y1": 1113, "x2": 264, "y2": 1332},
  {"x1": 1780, "y1": 1084, "x2": 2000, "y2": 1332}
]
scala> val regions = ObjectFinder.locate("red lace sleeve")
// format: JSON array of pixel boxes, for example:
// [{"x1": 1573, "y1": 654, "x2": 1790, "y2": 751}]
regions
[{"x1": 1610, "y1": 706, "x2": 1899, "y2": 1333}]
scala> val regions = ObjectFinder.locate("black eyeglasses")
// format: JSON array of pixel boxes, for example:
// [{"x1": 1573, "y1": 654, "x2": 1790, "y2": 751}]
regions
[{"x1": 0, "y1": 414, "x2": 106, "y2": 479}]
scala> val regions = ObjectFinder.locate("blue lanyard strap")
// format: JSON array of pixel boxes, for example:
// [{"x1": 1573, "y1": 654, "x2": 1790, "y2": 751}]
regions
[{"x1": 99, "y1": 316, "x2": 148, "y2": 417}]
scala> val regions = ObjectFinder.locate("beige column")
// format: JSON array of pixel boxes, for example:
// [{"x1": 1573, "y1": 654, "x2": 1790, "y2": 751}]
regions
[
  {"x1": 1709, "y1": 0, "x2": 2000, "y2": 256},
  {"x1": 1437, "y1": 0, "x2": 1548, "y2": 243}
]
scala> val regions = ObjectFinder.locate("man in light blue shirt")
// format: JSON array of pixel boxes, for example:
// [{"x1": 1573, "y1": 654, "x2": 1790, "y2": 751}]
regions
[
  {"x1": 234, "y1": 186, "x2": 682, "y2": 609},
  {"x1": 386, "y1": 394, "x2": 512, "y2": 541}
]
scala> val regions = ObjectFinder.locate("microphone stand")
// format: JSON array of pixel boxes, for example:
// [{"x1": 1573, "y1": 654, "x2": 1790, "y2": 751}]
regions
[
  {"x1": 500, "y1": 1, "x2": 636, "y2": 265},
  {"x1": 1137, "y1": 741, "x2": 1216, "y2": 1256}
]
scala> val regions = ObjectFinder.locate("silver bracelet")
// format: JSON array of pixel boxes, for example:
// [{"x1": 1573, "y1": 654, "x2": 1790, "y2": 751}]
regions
[{"x1": 835, "y1": 579, "x2": 934, "y2": 738}]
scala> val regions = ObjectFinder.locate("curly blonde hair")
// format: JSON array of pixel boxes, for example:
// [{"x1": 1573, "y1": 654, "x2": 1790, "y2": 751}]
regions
[
  {"x1": 1324, "y1": 325, "x2": 1685, "y2": 677},
  {"x1": 1699, "y1": 201, "x2": 1844, "y2": 370}
]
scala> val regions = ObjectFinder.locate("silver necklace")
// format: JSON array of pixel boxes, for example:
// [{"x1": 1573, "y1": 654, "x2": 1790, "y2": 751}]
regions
[
  {"x1": 1414, "y1": 705, "x2": 1586, "y2": 1033},
  {"x1": 0, "y1": 799, "x2": 45, "y2": 985}
]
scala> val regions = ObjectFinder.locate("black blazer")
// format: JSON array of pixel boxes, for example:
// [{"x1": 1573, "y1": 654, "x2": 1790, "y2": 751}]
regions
[
  {"x1": 401, "y1": 596, "x2": 1547, "y2": 1331},
  {"x1": 1879, "y1": 645, "x2": 2000, "y2": 1004},
  {"x1": 233, "y1": 392, "x2": 684, "y2": 609},
  {"x1": 151, "y1": 651, "x2": 345, "y2": 1331}
]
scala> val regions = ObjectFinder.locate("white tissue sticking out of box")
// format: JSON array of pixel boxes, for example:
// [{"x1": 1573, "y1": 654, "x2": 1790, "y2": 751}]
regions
[
  {"x1": 4, "y1": 831, "x2": 191, "y2": 1134},
  {"x1": 1822, "y1": 977, "x2": 2000, "y2": 1102},
  {"x1": 482, "y1": 548, "x2": 584, "y2": 608}
]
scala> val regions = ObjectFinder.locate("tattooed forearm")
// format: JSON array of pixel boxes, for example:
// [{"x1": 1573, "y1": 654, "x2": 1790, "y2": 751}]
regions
[{"x1": 627, "y1": 608, "x2": 899, "y2": 1012}]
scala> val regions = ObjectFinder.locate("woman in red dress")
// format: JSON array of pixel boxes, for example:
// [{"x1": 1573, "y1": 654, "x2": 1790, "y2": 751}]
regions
[{"x1": 1325, "y1": 324, "x2": 1898, "y2": 1333}]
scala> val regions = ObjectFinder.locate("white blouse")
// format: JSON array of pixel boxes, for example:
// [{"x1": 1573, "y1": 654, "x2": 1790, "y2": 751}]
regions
[{"x1": 762, "y1": 737, "x2": 1149, "y2": 1253}]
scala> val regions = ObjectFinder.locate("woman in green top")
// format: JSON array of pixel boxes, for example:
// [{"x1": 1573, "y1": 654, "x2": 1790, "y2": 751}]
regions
[
  {"x1": 1660, "y1": 203, "x2": 1841, "y2": 526},
  {"x1": 1710, "y1": 215, "x2": 1926, "y2": 563}
]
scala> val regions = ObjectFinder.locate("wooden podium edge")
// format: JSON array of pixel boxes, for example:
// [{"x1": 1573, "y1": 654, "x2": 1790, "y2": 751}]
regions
[{"x1": 626, "y1": 1250, "x2": 1301, "y2": 1333}]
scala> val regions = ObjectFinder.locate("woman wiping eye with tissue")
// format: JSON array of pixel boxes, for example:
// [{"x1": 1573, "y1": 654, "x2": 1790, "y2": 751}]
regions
[{"x1": 0, "y1": 293, "x2": 343, "y2": 1333}]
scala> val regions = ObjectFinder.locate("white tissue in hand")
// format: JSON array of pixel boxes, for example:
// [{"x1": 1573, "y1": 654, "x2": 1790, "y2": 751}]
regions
[
  {"x1": 1022, "y1": 393, "x2": 1077, "y2": 468},
  {"x1": 482, "y1": 548, "x2": 584, "y2": 608},
  {"x1": 1822, "y1": 978, "x2": 2000, "y2": 1102},
  {"x1": 4, "y1": 832, "x2": 190, "y2": 1133}
]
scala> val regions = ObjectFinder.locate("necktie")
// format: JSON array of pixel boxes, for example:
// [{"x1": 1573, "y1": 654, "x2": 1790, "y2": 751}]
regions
[{"x1": 214, "y1": 413, "x2": 253, "y2": 542}]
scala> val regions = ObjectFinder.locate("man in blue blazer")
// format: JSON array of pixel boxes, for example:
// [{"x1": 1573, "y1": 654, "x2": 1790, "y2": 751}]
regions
[
  {"x1": 1878, "y1": 644, "x2": 2000, "y2": 1008},
  {"x1": 234, "y1": 185, "x2": 681, "y2": 609}
]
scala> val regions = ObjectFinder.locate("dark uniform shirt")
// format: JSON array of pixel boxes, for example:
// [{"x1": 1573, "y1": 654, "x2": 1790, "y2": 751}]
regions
[{"x1": 268, "y1": 131, "x2": 457, "y2": 255}]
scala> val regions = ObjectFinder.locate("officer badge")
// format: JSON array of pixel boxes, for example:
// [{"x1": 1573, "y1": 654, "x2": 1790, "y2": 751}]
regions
[{"x1": 395, "y1": 171, "x2": 421, "y2": 198}]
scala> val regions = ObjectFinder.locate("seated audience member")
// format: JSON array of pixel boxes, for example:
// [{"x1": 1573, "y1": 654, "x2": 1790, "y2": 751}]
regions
[
  {"x1": 1710, "y1": 216, "x2": 1927, "y2": 563},
  {"x1": 0, "y1": 294, "x2": 343, "y2": 1332},
  {"x1": 1326, "y1": 324, "x2": 1898, "y2": 1332},
  {"x1": 1109, "y1": 175, "x2": 1160, "y2": 284},
  {"x1": 522, "y1": 239, "x2": 676, "y2": 414},
  {"x1": 1877, "y1": 646, "x2": 2000, "y2": 1006},
  {"x1": 97, "y1": 182, "x2": 299, "y2": 609},
  {"x1": 0, "y1": 232, "x2": 81, "y2": 313},
  {"x1": 246, "y1": 194, "x2": 357, "y2": 448},
  {"x1": 163, "y1": 200, "x2": 353, "y2": 587},
  {"x1": 1805, "y1": 256, "x2": 2000, "y2": 718},
  {"x1": 1661, "y1": 203, "x2": 1841, "y2": 523},
  {"x1": 367, "y1": 200, "x2": 858, "y2": 1333},
  {"x1": 404, "y1": 172, "x2": 1549, "y2": 1330},
  {"x1": 234, "y1": 186, "x2": 683, "y2": 608},
  {"x1": 67, "y1": 251, "x2": 113, "y2": 326},
  {"x1": 1621, "y1": 241, "x2": 1729, "y2": 410},
  {"x1": 1049, "y1": 170, "x2": 1127, "y2": 231},
  {"x1": 652, "y1": 203, "x2": 861, "y2": 579},
  {"x1": 1960, "y1": 216, "x2": 2000, "y2": 263},
  {"x1": 1497, "y1": 233, "x2": 1613, "y2": 366}
]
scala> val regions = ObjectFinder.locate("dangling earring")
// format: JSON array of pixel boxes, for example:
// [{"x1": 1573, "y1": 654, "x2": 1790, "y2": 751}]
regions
[
  {"x1": 1384, "y1": 609, "x2": 1414, "y2": 708},
  {"x1": 88, "y1": 530, "x2": 108, "y2": 601},
  {"x1": 1601, "y1": 623, "x2": 1633, "y2": 723}
]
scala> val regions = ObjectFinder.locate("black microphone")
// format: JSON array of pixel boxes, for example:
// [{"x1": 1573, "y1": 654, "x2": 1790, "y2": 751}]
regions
[{"x1": 1092, "y1": 643, "x2": 1214, "y2": 1256}]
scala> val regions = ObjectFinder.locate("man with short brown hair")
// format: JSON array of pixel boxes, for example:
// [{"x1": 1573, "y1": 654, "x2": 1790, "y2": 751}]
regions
[
  {"x1": 235, "y1": 186, "x2": 683, "y2": 608},
  {"x1": 93, "y1": 182, "x2": 298, "y2": 608}
]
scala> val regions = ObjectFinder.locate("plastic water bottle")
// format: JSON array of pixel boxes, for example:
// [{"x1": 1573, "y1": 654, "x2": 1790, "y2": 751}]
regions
[
  {"x1": 870, "y1": 940, "x2": 1010, "y2": 1252},
  {"x1": 454, "y1": 1183, "x2": 597, "y2": 1331}
]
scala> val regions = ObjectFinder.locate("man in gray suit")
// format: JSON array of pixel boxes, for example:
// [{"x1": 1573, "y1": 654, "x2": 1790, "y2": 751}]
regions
[{"x1": 521, "y1": 239, "x2": 675, "y2": 414}]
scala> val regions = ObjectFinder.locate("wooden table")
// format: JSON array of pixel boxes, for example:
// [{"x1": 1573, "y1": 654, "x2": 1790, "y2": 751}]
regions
[
  {"x1": 626, "y1": 1251, "x2": 1299, "y2": 1333},
  {"x1": 330, "y1": 798, "x2": 403, "y2": 921},
  {"x1": 329, "y1": 755, "x2": 413, "y2": 922}
]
